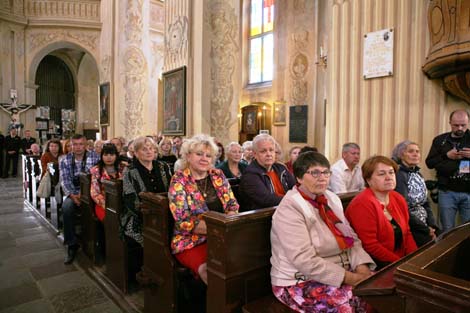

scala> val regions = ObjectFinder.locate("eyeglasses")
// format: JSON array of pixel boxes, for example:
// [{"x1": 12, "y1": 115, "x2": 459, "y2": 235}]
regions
[{"x1": 305, "y1": 169, "x2": 331, "y2": 178}]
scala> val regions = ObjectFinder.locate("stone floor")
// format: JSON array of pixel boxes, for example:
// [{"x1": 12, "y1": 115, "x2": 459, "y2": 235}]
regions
[{"x1": 0, "y1": 176, "x2": 123, "y2": 313}]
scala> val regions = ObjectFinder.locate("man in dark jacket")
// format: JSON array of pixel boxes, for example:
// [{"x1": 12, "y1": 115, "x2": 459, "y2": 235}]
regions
[
  {"x1": 3, "y1": 128, "x2": 21, "y2": 178},
  {"x1": 239, "y1": 134, "x2": 296, "y2": 211},
  {"x1": 425, "y1": 109, "x2": 470, "y2": 232},
  {"x1": 21, "y1": 130, "x2": 37, "y2": 155}
]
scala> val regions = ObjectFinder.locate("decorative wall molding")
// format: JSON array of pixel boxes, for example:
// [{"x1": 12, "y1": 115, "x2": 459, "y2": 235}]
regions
[
  {"x1": 125, "y1": 0, "x2": 143, "y2": 45},
  {"x1": 165, "y1": 16, "x2": 188, "y2": 64},
  {"x1": 100, "y1": 54, "x2": 111, "y2": 83},
  {"x1": 27, "y1": 29, "x2": 99, "y2": 53},
  {"x1": 150, "y1": 40, "x2": 164, "y2": 78},
  {"x1": 290, "y1": 31, "x2": 310, "y2": 105},
  {"x1": 150, "y1": 1, "x2": 165, "y2": 32},
  {"x1": 24, "y1": 0, "x2": 100, "y2": 22},
  {"x1": 207, "y1": 0, "x2": 238, "y2": 138},
  {"x1": 122, "y1": 46, "x2": 147, "y2": 139}
]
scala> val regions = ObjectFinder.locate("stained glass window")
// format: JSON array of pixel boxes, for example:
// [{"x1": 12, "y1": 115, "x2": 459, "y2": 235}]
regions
[{"x1": 249, "y1": 0, "x2": 274, "y2": 84}]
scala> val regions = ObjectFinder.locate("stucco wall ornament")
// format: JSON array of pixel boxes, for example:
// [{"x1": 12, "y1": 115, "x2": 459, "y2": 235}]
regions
[
  {"x1": 290, "y1": 31, "x2": 310, "y2": 105},
  {"x1": 151, "y1": 40, "x2": 164, "y2": 78},
  {"x1": 122, "y1": 46, "x2": 147, "y2": 139},
  {"x1": 125, "y1": 0, "x2": 143, "y2": 45},
  {"x1": 28, "y1": 30, "x2": 99, "y2": 53},
  {"x1": 16, "y1": 29, "x2": 24, "y2": 57},
  {"x1": 100, "y1": 55, "x2": 111, "y2": 83},
  {"x1": 166, "y1": 16, "x2": 188, "y2": 61},
  {"x1": 208, "y1": 1, "x2": 238, "y2": 139}
]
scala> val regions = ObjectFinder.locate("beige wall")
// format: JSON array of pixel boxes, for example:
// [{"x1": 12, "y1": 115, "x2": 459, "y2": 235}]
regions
[{"x1": 325, "y1": 0, "x2": 468, "y2": 181}]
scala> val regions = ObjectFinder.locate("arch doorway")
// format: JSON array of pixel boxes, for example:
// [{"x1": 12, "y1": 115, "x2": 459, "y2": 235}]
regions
[
  {"x1": 33, "y1": 47, "x2": 100, "y2": 142},
  {"x1": 35, "y1": 55, "x2": 75, "y2": 138}
]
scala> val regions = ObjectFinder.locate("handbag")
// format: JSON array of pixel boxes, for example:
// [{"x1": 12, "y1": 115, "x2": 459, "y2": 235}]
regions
[{"x1": 37, "y1": 172, "x2": 52, "y2": 198}]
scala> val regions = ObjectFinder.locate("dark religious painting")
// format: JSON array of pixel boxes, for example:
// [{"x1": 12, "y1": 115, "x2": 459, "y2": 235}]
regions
[
  {"x1": 99, "y1": 82, "x2": 110, "y2": 125},
  {"x1": 162, "y1": 66, "x2": 186, "y2": 136}
]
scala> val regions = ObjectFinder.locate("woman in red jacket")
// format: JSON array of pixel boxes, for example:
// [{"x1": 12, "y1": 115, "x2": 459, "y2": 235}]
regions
[{"x1": 345, "y1": 155, "x2": 417, "y2": 269}]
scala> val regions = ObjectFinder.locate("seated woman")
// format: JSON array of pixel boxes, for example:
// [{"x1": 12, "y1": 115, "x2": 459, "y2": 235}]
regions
[
  {"x1": 157, "y1": 137, "x2": 177, "y2": 173},
  {"x1": 215, "y1": 141, "x2": 225, "y2": 166},
  {"x1": 392, "y1": 140, "x2": 439, "y2": 246},
  {"x1": 346, "y1": 156, "x2": 417, "y2": 269},
  {"x1": 271, "y1": 151, "x2": 375, "y2": 312},
  {"x1": 169, "y1": 134, "x2": 239, "y2": 284},
  {"x1": 122, "y1": 136, "x2": 172, "y2": 246},
  {"x1": 216, "y1": 141, "x2": 247, "y2": 179},
  {"x1": 40, "y1": 139, "x2": 63, "y2": 178},
  {"x1": 90, "y1": 143, "x2": 123, "y2": 222},
  {"x1": 284, "y1": 146, "x2": 301, "y2": 174}
]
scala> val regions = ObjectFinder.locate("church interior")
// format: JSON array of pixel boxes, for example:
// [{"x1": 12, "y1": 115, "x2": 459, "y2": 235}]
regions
[{"x1": 0, "y1": 0, "x2": 469, "y2": 312}]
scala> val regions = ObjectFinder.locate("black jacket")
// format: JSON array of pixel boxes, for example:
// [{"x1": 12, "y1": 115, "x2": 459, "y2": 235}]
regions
[
  {"x1": 239, "y1": 160, "x2": 296, "y2": 211},
  {"x1": 425, "y1": 129, "x2": 470, "y2": 192},
  {"x1": 4, "y1": 135, "x2": 21, "y2": 153}
]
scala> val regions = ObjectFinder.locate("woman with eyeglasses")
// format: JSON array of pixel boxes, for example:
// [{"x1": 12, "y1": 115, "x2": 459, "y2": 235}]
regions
[
  {"x1": 122, "y1": 136, "x2": 172, "y2": 246},
  {"x1": 346, "y1": 156, "x2": 417, "y2": 269},
  {"x1": 169, "y1": 134, "x2": 239, "y2": 284},
  {"x1": 271, "y1": 151, "x2": 375, "y2": 312}
]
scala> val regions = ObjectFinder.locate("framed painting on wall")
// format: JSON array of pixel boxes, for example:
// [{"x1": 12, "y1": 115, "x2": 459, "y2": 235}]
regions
[
  {"x1": 273, "y1": 101, "x2": 286, "y2": 126},
  {"x1": 242, "y1": 106, "x2": 258, "y2": 134},
  {"x1": 162, "y1": 66, "x2": 186, "y2": 136},
  {"x1": 100, "y1": 82, "x2": 110, "y2": 125},
  {"x1": 101, "y1": 125, "x2": 107, "y2": 140}
]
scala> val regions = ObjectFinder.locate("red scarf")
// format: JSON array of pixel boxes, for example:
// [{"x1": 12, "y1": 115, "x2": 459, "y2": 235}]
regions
[{"x1": 298, "y1": 190, "x2": 354, "y2": 250}]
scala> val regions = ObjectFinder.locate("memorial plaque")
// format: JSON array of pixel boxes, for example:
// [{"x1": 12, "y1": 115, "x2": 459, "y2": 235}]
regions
[
  {"x1": 289, "y1": 105, "x2": 308, "y2": 143},
  {"x1": 363, "y1": 28, "x2": 394, "y2": 79}
]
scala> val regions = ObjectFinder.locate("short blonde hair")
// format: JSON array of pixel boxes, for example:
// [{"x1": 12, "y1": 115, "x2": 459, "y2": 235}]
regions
[
  {"x1": 133, "y1": 136, "x2": 156, "y2": 152},
  {"x1": 180, "y1": 134, "x2": 218, "y2": 169}
]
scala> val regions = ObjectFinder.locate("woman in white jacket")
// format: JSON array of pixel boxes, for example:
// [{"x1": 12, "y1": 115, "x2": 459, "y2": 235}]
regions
[{"x1": 270, "y1": 151, "x2": 375, "y2": 313}]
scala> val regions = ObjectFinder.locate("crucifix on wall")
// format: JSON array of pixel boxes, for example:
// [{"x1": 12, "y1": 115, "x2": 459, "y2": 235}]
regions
[{"x1": 0, "y1": 89, "x2": 35, "y2": 135}]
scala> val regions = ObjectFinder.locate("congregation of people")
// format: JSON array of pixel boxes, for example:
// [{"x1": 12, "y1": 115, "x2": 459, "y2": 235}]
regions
[{"x1": 6, "y1": 108, "x2": 469, "y2": 312}]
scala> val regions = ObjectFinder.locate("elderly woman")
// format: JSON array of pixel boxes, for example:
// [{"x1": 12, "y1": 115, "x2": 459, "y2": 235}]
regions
[
  {"x1": 392, "y1": 140, "x2": 439, "y2": 247},
  {"x1": 241, "y1": 140, "x2": 254, "y2": 165},
  {"x1": 284, "y1": 146, "x2": 301, "y2": 174},
  {"x1": 216, "y1": 141, "x2": 247, "y2": 178},
  {"x1": 271, "y1": 151, "x2": 375, "y2": 312},
  {"x1": 94, "y1": 140, "x2": 104, "y2": 155},
  {"x1": 122, "y1": 136, "x2": 172, "y2": 246},
  {"x1": 157, "y1": 137, "x2": 177, "y2": 173},
  {"x1": 169, "y1": 134, "x2": 239, "y2": 284},
  {"x1": 346, "y1": 156, "x2": 417, "y2": 269},
  {"x1": 239, "y1": 134, "x2": 296, "y2": 211},
  {"x1": 90, "y1": 143, "x2": 123, "y2": 221},
  {"x1": 40, "y1": 139, "x2": 63, "y2": 178}
]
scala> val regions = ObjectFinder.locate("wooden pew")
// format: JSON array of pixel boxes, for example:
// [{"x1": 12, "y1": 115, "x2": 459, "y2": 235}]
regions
[
  {"x1": 137, "y1": 191, "x2": 357, "y2": 313},
  {"x1": 205, "y1": 208, "x2": 293, "y2": 313},
  {"x1": 79, "y1": 173, "x2": 98, "y2": 263},
  {"x1": 205, "y1": 192, "x2": 360, "y2": 313},
  {"x1": 354, "y1": 223, "x2": 470, "y2": 313},
  {"x1": 103, "y1": 179, "x2": 142, "y2": 294},
  {"x1": 139, "y1": 192, "x2": 203, "y2": 313}
]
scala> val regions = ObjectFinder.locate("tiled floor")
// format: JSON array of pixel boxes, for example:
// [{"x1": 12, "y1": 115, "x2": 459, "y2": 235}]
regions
[{"x1": 0, "y1": 176, "x2": 123, "y2": 313}]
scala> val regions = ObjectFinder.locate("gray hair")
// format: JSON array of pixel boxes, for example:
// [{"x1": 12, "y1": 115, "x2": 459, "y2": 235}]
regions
[
  {"x1": 180, "y1": 134, "x2": 218, "y2": 169},
  {"x1": 391, "y1": 140, "x2": 418, "y2": 164},
  {"x1": 342, "y1": 142, "x2": 360, "y2": 153},
  {"x1": 225, "y1": 141, "x2": 242, "y2": 160},
  {"x1": 252, "y1": 134, "x2": 276, "y2": 152},
  {"x1": 241, "y1": 140, "x2": 253, "y2": 151}
]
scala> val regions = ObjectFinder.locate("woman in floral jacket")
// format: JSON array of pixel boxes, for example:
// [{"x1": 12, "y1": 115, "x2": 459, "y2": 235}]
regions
[{"x1": 169, "y1": 134, "x2": 239, "y2": 284}]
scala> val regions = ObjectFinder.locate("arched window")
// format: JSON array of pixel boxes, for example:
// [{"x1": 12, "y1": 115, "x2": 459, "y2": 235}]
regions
[{"x1": 249, "y1": 0, "x2": 274, "y2": 84}]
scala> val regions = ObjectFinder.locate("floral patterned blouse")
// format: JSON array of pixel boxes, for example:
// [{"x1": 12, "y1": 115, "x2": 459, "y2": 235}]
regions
[
  {"x1": 169, "y1": 167, "x2": 239, "y2": 254},
  {"x1": 90, "y1": 165, "x2": 123, "y2": 211}
]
